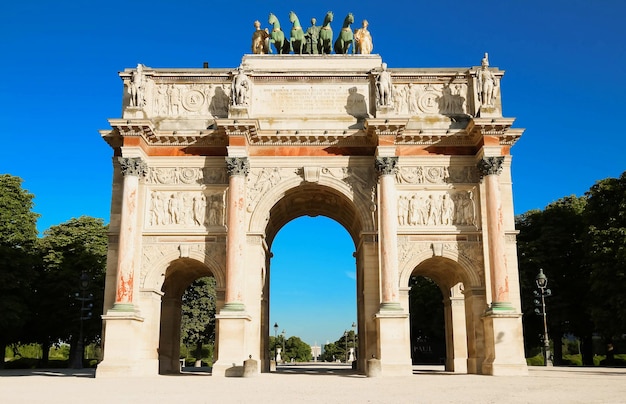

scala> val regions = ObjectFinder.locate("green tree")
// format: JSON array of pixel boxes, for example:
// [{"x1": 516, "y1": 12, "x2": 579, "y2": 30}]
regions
[
  {"x1": 180, "y1": 276, "x2": 216, "y2": 366},
  {"x1": 284, "y1": 336, "x2": 312, "y2": 362},
  {"x1": 0, "y1": 175, "x2": 39, "y2": 368},
  {"x1": 516, "y1": 196, "x2": 593, "y2": 365},
  {"x1": 33, "y1": 216, "x2": 107, "y2": 366},
  {"x1": 320, "y1": 342, "x2": 339, "y2": 362},
  {"x1": 584, "y1": 172, "x2": 626, "y2": 340}
]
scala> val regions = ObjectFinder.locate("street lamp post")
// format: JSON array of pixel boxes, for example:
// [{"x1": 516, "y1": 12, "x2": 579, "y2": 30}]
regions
[
  {"x1": 281, "y1": 329, "x2": 286, "y2": 363},
  {"x1": 344, "y1": 330, "x2": 348, "y2": 363},
  {"x1": 273, "y1": 322, "x2": 279, "y2": 362},
  {"x1": 71, "y1": 271, "x2": 92, "y2": 369},
  {"x1": 534, "y1": 268, "x2": 552, "y2": 366},
  {"x1": 351, "y1": 322, "x2": 357, "y2": 361}
]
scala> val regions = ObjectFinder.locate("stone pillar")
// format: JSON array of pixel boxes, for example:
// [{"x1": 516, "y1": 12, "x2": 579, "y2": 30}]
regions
[
  {"x1": 223, "y1": 157, "x2": 249, "y2": 311},
  {"x1": 464, "y1": 287, "x2": 487, "y2": 374},
  {"x1": 212, "y1": 157, "x2": 252, "y2": 377},
  {"x1": 111, "y1": 157, "x2": 147, "y2": 312},
  {"x1": 97, "y1": 158, "x2": 152, "y2": 377},
  {"x1": 374, "y1": 156, "x2": 401, "y2": 311},
  {"x1": 477, "y1": 157, "x2": 527, "y2": 376},
  {"x1": 443, "y1": 284, "x2": 468, "y2": 373},
  {"x1": 372, "y1": 157, "x2": 411, "y2": 376},
  {"x1": 477, "y1": 156, "x2": 511, "y2": 310}
]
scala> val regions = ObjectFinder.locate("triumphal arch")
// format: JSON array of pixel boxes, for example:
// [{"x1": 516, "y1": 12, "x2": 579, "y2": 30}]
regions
[{"x1": 97, "y1": 46, "x2": 527, "y2": 377}]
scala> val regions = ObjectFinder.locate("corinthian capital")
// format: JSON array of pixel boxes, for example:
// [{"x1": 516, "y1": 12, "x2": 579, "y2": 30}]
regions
[
  {"x1": 226, "y1": 157, "x2": 250, "y2": 176},
  {"x1": 375, "y1": 156, "x2": 399, "y2": 176},
  {"x1": 477, "y1": 156, "x2": 504, "y2": 177},
  {"x1": 118, "y1": 157, "x2": 148, "y2": 177}
]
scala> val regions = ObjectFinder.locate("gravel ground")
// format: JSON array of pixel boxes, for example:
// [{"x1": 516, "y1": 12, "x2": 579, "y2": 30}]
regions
[{"x1": 1, "y1": 364, "x2": 625, "y2": 403}]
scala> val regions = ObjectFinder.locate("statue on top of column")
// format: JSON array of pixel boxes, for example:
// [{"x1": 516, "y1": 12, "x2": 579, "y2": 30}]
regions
[
  {"x1": 231, "y1": 67, "x2": 251, "y2": 106},
  {"x1": 376, "y1": 63, "x2": 393, "y2": 107},
  {"x1": 354, "y1": 19, "x2": 373, "y2": 54},
  {"x1": 477, "y1": 53, "x2": 498, "y2": 107},
  {"x1": 251, "y1": 20, "x2": 270, "y2": 54}
]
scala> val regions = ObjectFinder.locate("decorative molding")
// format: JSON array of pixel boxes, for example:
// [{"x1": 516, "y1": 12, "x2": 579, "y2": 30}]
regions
[{"x1": 146, "y1": 167, "x2": 227, "y2": 185}]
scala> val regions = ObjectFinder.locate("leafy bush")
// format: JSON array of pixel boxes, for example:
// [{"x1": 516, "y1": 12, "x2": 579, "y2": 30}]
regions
[{"x1": 526, "y1": 353, "x2": 544, "y2": 366}]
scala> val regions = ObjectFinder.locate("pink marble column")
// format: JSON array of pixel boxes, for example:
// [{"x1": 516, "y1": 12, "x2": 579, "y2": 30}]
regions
[
  {"x1": 112, "y1": 157, "x2": 147, "y2": 311},
  {"x1": 478, "y1": 156, "x2": 511, "y2": 310},
  {"x1": 223, "y1": 157, "x2": 249, "y2": 311},
  {"x1": 375, "y1": 157, "x2": 401, "y2": 310}
]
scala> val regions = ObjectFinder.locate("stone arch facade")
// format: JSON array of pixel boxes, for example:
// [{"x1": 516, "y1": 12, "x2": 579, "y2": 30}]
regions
[{"x1": 97, "y1": 53, "x2": 527, "y2": 378}]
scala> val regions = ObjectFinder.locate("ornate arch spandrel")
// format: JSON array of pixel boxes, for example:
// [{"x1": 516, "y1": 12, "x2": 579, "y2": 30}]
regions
[
  {"x1": 247, "y1": 166, "x2": 376, "y2": 240},
  {"x1": 141, "y1": 242, "x2": 226, "y2": 292},
  {"x1": 398, "y1": 238, "x2": 484, "y2": 289}
]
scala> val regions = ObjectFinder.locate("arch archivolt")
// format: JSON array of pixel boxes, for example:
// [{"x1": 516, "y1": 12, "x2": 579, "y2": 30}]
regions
[
  {"x1": 247, "y1": 163, "x2": 376, "y2": 235},
  {"x1": 141, "y1": 241, "x2": 226, "y2": 292},
  {"x1": 398, "y1": 236, "x2": 484, "y2": 288}
]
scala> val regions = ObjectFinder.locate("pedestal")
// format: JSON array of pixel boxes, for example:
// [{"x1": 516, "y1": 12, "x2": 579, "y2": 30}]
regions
[
  {"x1": 376, "y1": 105, "x2": 394, "y2": 118},
  {"x1": 374, "y1": 310, "x2": 412, "y2": 376},
  {"x1": 229, "y1": 105, "x2": 249, "y2": 119},
  {"x1": 211, "y1": 311, "x2": 252, "y2": 377},
  {"x1": 481, "y1": 311, "x2": 528, "y2": 376},
  {"x1": 97, "y1": 311, "x2": 156, "y2": 377}
]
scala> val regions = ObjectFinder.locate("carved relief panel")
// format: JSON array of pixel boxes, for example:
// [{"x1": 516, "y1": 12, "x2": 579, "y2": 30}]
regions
[
  {"x1": 124, "y1": 78, "x2": 231, "y2": 119},
  {"x1": 397, "y1": 189, "x2": 478, "y2": 228},
  {"x1": 144, "y1": 166, "x2": 227, "y2": 231},
  {"x1": 391, "y1": 83, "x2": 468, "y2": 116},
  {"x1": 146, "y1": 190, "x2": 226, "y2": 229}
]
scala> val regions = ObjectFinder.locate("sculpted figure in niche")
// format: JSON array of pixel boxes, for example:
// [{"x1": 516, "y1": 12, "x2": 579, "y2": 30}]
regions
[
  {"x1": 305, "y1": 18, "x2": 321, "y2": 54},
  {"x1": 129, "y1": 63, "x2": 145, "y2": 108},
  {"x1": 477, "y1": 53, "x2": 497, "y2": 107},
  {"x1": 231, "y1": 68, "x2": 250, "y2": 106},
  {"x1": 251, "y1": 20, "x2": 270, "y2": 54},
  {"x1": 193, "y1": 195, "x2": 207, "y2": 226},
  {"x1": 354, "y1": 20, "x2": 373, "y2": 54},
  {"x1": 150, "y1": 192, "x2": 165, "y2": 226},
  {"x1": 376, "y1": 63, "x2": 393, "y2": 107}
]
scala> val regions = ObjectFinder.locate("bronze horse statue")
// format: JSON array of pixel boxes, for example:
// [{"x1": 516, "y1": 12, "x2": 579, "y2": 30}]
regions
[
  {"x1": 318, "y1": 11, "x2": 333, "y2": 55},
  {"x1": 334, "y1": 13, "x2": 354, "y2": 54},
  {"x1": 289, "y1": 11, "x2": 305, "y2": 54},
  {"x1": 268, "y1": 13, "x2": 290, "y2": 54}
]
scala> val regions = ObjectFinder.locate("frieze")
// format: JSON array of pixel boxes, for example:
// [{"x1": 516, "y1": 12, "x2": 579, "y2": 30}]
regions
[
  {"x1": 396, "y1": 165, "x2": 479, "y2": 184},
  {"x1": 391, "y1": 83, "x2": 467, "y2": 116},
  {"x1": 146, "y1": 167, "x2": 227, "y2": 185},
  {"x1": 397, "y1": 190, "x2": 478, "y2": 227},
  {"x1": 125, "y1": 81, "x2": 231, "y2": 119},
  {"x1": 147, "y1": 190, "x2": 225, "y2": 228}
]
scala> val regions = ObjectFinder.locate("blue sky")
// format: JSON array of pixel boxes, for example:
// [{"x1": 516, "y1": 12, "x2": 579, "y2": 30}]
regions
[{"x1": 2, "y1": 1, "x2": 625, "y2": 346}]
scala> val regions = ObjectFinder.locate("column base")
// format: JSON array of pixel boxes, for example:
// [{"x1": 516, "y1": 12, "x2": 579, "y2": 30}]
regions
[
  {"x1": 212, "y1": 311, "x2": 252, "y2": 377},
  {"x1": 373, "y1": 310, "x2": 412, "y2": 376},
  {"x1": 481, "y1": 311, "x2": 528, "y2": 376},
  {"x1": 97, "y1": 311, "x2": 150, "y2": 377},
  {"x1": 222, "y1": 302, "x2": 246, "y2": 312},
  {"x1": 379, "y1": 302, "x2": 403, "y2": 311}
]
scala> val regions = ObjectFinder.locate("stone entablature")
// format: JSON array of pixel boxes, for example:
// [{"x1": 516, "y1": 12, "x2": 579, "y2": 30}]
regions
[{"x1": 104, "y1": 55, "x2": 519, "y2": 155}]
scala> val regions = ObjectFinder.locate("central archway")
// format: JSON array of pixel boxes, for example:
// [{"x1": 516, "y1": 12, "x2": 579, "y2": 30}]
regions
[{"x1": 258, "y1": 180, "x2": 370, "y2": 372}]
